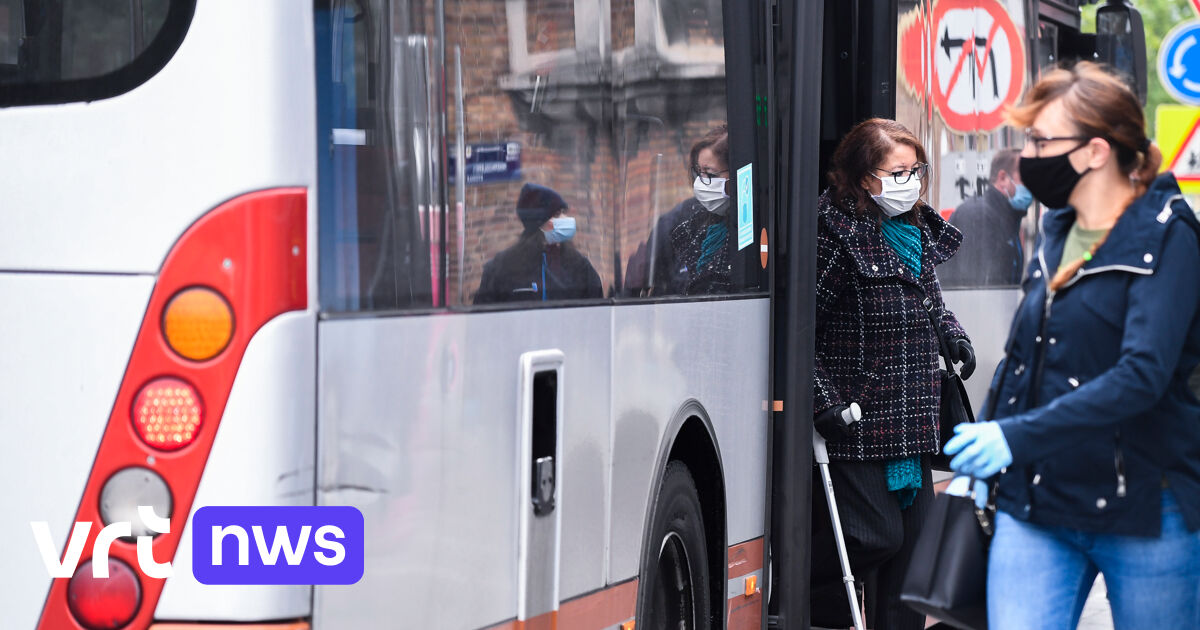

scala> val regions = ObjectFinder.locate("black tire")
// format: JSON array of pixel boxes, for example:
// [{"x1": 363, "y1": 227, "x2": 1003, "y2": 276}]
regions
[{"x1": 639, "y1": 461, "x2": 712, "y2": 630}]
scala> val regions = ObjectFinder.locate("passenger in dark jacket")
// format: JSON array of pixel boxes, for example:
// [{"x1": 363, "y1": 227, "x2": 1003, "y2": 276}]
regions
[
  {"x1": 474, "y1": 183, "x2": 603, "y2": 304},
  {"x1": 810, "y1": 119, "x2": 974, "y2": 630},
  {"x1": 945, "y1": 63, "x2": 1200, "y2": 629},
  {"x1": 938, "y1": 149, "x2": 1030, "y2": 287}
]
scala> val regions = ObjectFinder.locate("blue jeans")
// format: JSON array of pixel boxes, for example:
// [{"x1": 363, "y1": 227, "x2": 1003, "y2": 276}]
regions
[{"x1": 988, "y1": 490, "x2": 1200, "y2": 629}]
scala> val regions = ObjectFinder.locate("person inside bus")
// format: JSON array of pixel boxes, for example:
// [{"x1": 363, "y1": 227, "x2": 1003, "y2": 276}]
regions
[
  {"x1": 810, "y1": 118, "x2": 975, "y2": 630},
  {"x1": 944, "y1": 62, "x2": 1200, "y2": 629},
  {"x1": 938, "y1": 149, "x2": 1032, "y2": 287},
  {"x1": 474, "y1": 183, "x2": 603, "y2": 304},
  {"x1": 622, "y1": 125, "x2": 735, "y2": 296}
]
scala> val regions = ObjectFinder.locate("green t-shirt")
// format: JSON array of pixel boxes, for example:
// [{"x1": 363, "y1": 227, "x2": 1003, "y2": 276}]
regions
[{"x1": 1058, "y1": 223, "x2": 1107, "y2": 274}]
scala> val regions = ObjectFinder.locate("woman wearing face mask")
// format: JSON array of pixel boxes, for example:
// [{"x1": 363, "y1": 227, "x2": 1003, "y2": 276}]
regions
[
  {"x1": 624, "y1": 125, "x2": 735, "y2": 296},
  {"x1": 475, "y1": 182, "x2": 603, "y2": 304},
  {"x1": 810, "y1": 118, "x2": 974, "y2": 630},
  {"x1": 944, "y1": 62, "x2": 1200, "y2": 628}
]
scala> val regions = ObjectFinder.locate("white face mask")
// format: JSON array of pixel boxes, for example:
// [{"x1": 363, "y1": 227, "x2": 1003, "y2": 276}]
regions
[
  {"x1": 870, "y1": 174, "x2": 921, "y2": 217},
  {"x1": 693, "y1": 176, "x2": 730, "y2": 215}
]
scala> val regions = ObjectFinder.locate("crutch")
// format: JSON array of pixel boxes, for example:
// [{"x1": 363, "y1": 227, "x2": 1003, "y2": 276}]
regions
[{"x1": 813, "y1": 402, "x2": 865, "y2": 630}]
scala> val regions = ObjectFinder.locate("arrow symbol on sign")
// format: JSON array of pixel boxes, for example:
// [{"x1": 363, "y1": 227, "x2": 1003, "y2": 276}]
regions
[{"x1": 1172, "y1": 35, "x2": 1196, "y2": 79}]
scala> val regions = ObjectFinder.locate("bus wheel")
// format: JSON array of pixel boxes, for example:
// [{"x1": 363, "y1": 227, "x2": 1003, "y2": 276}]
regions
[{"x1": 642, "y1": 461, "x2": 711, "y2": 630}]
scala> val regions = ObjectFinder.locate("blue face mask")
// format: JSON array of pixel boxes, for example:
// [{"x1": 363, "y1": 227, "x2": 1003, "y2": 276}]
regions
[
  {"x1": 544, "y1": 216, "x2": 576, "y2": 244},
  {"x1": 1009, "y1": 184, "x2": 1033, "y2": 212}
]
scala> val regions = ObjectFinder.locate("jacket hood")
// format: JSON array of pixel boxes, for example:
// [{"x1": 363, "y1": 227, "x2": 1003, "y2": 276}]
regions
[
  {"x1": 818, "y1": 189, "x2": 963, "y2": 282},
  {"x1": 1042, "y1": 173, "x2": 1198, "y2": 275}
]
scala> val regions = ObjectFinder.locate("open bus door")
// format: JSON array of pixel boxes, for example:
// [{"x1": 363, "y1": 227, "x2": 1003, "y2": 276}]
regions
[{"x1": 767, "y1": 0, "x2": 1149, "y2": 628}]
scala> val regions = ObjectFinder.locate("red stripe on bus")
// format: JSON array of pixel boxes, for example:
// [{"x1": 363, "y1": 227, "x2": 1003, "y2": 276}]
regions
[
  {"x1": 37, "y1": 188, "x2": 307, "y2": 630},
  {"x1": 484, "y1": 579, "x2": 637, "y2": 630},
  {"x1": 727, "y1": 537, "x2": 764, "y2": 579},
  {"x1": 727, "y1": 537, "x2": 765, "y2": 630}
]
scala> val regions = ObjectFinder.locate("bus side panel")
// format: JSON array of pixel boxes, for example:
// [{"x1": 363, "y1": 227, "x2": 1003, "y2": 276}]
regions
[
  {"x1": 314, "y1": 308, "x2": 612, "y2": 628},
  {"x1": 0, "y1": 273, "x2": 153, "y2": 630},
  {"x1": 154, "y1": 311, "x2": 317, "y2": 621},
  {"x1": 609, "y1": 299, "x2": 769, "y2": 581},
  {"x1": 0, "y1": 0, "x2": 315, "y2": 275},
  {"x1": 942, "y1": 289, "x2": 1024, "y2": 412}
]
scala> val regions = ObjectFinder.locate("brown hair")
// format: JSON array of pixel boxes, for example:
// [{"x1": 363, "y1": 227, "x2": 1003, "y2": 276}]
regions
[
  {"x1": 1006, "y1": 62, "x2": 1162, "y2": 290},
  {"x1": 827, "y1": 118, "x2": 930, "y2": 225},
  {"x1": 690, "y1": 124, "x2": 730, "y2": 174},
  {"x1": 990, "y1": 149, "x2": 1020, "y2": 183}
]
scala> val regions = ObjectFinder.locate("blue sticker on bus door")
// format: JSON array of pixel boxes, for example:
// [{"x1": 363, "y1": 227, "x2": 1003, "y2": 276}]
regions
[{"x1": 737, "y1": 163, "x2": 754, "y2": 251}]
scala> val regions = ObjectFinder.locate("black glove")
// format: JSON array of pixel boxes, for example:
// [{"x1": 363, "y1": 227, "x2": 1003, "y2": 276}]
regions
[
  {"x1": 948, "y1": 337, "x2": 976, "y2": 380},
  {"x1": 814, "y1": 405, "x2": 852, "y2": 442}
]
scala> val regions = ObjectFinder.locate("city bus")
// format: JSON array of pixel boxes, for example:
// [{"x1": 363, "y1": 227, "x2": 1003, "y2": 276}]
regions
[{"x1": 0, "y1": 0, "x2": 1143, "y2": 629}]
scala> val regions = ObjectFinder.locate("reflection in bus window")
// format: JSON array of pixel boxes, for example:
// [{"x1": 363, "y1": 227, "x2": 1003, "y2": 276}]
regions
[
  {"x1": 474, "y1": 183, "x2": 603, "y2": 304},
  {"x1": 623, "y1": 125, "x2": 736, "y2": 296},
  {"x1": 938, "y1": 149, "x2": 1030, "y2": 288}
]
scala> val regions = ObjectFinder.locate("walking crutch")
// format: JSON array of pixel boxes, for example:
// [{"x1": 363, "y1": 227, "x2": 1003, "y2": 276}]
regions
[{"x1": 813, "y1": 402, "x2": 865, "y2": 630}]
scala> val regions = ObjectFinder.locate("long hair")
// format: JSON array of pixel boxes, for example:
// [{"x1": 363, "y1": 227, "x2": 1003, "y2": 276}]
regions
[
  {"x1": 1006, "y1": 62, "x2": 1163, "y2": 290},
  {"x1": 827, "y1": 118, "x2": 930, "y2": 225}
]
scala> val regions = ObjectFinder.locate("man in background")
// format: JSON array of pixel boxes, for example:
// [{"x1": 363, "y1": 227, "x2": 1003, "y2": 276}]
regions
[{"x1": 937, "y1": 149, "x2": 1032, "y2": 287}]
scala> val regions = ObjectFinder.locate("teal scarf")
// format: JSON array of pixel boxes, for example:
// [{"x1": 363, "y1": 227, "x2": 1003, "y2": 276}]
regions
[
  {"x1": 885, "y1": 456, "x2": 923, "y2": 510},
  {"x1": 879, "y1": 218, "x2": 922, "y2": 276}
]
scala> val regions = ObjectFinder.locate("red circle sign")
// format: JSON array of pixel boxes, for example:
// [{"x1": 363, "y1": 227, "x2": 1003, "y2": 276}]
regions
[{"x1": 930, "y1": 0, "x2": 1026, "y2": 132}]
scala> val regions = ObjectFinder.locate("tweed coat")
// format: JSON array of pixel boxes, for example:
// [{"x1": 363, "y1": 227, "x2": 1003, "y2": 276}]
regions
[{"x1": 815, "y1": 189, "x2": 968, "y2": 460}]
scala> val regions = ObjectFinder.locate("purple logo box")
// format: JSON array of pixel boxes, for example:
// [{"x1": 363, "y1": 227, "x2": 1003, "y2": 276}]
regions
[{"x1": 192, "y1": 506, "x2": 364, "y2": 585}]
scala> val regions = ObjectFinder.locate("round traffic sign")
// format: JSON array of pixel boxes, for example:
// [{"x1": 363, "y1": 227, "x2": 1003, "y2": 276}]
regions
[
  {"x1": 1159, "y1": 20, "x2": 1200, "y2": 106},
  {"x1": 930, "y1": 0, "x2": 1026, "y2": 132}
]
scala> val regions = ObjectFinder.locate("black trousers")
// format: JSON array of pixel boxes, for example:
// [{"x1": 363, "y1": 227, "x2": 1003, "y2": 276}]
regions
[{"x1": 809, "y1": 456, "x2": 934, "y2": 630}]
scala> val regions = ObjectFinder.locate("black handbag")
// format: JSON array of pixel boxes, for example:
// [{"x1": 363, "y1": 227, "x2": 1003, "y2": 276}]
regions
[
  {"x1": 917, "y1": 294, "x2": 976, "y2": 471},
  {"x1": 900, "y1": 480, "x2": 994, "y2": 630}
]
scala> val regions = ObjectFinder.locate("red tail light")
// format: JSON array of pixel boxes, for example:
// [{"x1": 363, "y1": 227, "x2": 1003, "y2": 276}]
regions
[
  {"x1": 67, "y1": 559, "x2": 141, "y2": 630},
  {"x1": 131, "y1": 377, "x2": 203, "y2": 451}
]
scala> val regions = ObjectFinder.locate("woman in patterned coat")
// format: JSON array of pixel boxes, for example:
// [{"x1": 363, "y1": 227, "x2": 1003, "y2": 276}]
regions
[{"x1": 809, "y1": 118, "x2": 975, "y2": 630}]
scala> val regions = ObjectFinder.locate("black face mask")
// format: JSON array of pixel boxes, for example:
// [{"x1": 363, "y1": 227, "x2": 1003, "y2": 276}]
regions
[{"x1": 1018, "y1": 142, "x2": 1091, "y2": 209}]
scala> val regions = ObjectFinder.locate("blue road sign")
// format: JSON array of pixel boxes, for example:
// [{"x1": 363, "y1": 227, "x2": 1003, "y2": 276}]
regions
[{"x1": 1160, "y1": 20, "x2": 1200, "y2": 106}]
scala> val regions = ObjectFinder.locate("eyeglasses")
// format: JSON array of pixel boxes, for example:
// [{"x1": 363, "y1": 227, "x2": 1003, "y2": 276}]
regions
[
  {"x1": 874, "y1": 163, "x2": 929, "y2": 185},
  {"x1": 1024, "y1": 128, "x2": 1090, "y2": 157},
  {"x1": 692, "y1": 166, "x2": 729, "y2": 185}
]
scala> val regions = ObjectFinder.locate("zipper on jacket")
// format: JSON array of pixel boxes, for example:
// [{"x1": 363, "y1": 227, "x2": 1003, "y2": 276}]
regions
[{"x1": 1114, "y1": 431, "x2": 1127, "y2": 498}]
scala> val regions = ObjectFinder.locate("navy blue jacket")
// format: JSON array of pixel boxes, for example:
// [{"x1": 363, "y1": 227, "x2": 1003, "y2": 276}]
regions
[
  {"x1": 815, "y1": 190, "x2": 967, "y2": 460},
  {"x1": 985, "y1": 174, "x2": 1200, "y2": 536}
]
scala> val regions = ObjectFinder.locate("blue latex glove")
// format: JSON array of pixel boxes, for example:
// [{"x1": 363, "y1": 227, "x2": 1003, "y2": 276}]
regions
[{"x1": 944, "y1": 421, "x2": 1013, "y2": 479}]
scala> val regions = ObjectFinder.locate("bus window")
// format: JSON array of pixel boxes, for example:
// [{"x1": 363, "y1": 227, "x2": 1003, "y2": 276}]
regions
[
  {"x1": 0, "y1": 0, "x2": 192, "y2": 106},
  {"x1": 893, "y1": 0, "x2": 1031, "y2": 289},
  {"x1": 444, "y1": 0, "x2": 614, "y2": 306}
]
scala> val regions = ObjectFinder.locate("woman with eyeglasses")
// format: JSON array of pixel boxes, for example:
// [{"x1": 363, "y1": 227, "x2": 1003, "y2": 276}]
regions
[
  {"x1": 810, "y1": 118, "x2": 975, "y2": 630},
  {"x1": 623, "y1": 124, "x2": 736, "y2": 296},
  {"x1": 944, "y1": 62, "x2": 1200, "y2": 628}
]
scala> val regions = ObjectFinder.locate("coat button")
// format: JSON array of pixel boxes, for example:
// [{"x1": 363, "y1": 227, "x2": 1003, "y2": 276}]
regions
[
  {"x1": 1014, "y1": 364, "x2": 1025, "y2": 375},
  {"x1": 1033, "y1": 269, "x2": 1042, "y2": 278},
  {"x1": 1033, "y1": 474, "x2": 1042, "y2": 485},
  {"x1": 1008, "y1": 396, "x2": 1017, "y2": 405},
  {"x1": 1049, "y1": 337, "x2": 1057, "y2": 345},
  {"x1": 1035, "y1": 335, "x2": 1043, "y2": 343},
  {"x1": 1068, "y1": 377, "x2": 1080, "y2": 388},
  {"x1": 1096, "y1": 498, "x2": 1108, "y2": 509},
  {"x1": 871, "y1": 264, "x2": 879, "y2": 271},
  {"x1": 1144, "y1": 253, "x2": 1154, "y2": 263},
  {"x1": 1024, "y1": 504, "x2": 1031, "y2": 512}
]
